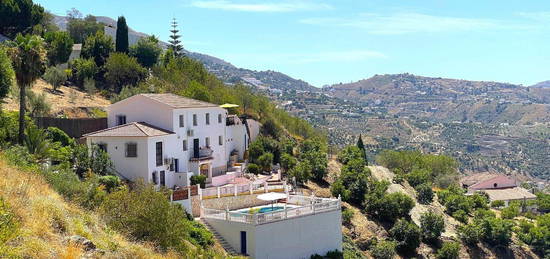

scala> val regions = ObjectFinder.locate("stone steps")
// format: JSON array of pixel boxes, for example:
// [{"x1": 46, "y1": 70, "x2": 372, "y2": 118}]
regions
[{"x1": 198, "y1": 219, "x2": 240, "y2": 256}]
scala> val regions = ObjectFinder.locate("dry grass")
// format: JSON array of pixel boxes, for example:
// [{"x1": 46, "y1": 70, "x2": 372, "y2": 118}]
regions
[
  {"x1": 0, "y1": 157, "x2": 183, "y2": 259},
  {"x1": 2, "y1": 79, "x2": 110, "y2": 117}
]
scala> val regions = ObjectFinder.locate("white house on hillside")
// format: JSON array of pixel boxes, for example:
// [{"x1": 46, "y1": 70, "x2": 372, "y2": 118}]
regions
[{"x1": 83, "y1": 94, "x2": 255, "y2": 189}]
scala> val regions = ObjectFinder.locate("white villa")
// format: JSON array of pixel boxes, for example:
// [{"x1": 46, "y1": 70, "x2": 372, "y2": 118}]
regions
[
  {"x1": 83, "y1": 93, "x2": 253, "y2": 189},
  {"x1": 83, "y1": 93, "x2": 343, "y2": 259}
]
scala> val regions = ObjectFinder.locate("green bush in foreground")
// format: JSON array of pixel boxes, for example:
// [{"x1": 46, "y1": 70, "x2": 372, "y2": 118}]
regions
[
  {"x1": 436, "y1": 241, "x2": 460, "y2": 259},
  {"x1": 389, "y1": 219, "x2": 421, "y2": 253},
  {"x1": 420, "y1": 211, "x2": 445, "y2": 243},
  {"x1": 370, "y1": 240, "x2": 397, "y2": 259}
]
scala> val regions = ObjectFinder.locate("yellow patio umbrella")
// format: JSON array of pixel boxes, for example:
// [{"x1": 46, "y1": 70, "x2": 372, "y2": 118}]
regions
[{"x1": 219, "y1": 103, "x2": 239, "y2": 108}]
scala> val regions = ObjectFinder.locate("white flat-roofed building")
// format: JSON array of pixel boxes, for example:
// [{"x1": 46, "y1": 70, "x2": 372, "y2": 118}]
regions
[{"x1": 201, "y1": 195, "x2": 343, "y2": 259}]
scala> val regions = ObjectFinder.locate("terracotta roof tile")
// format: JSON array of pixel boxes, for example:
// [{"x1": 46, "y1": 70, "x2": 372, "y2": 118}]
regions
[
  {"x1": 83, "y1": 122, "x2": 174, "y2": 137},
  {"x1": 469, "y1": 175, "x2": 517, "y2": 190},
  {"x1": 139, "y1": 93, "x2": 218, "y2": 108},
  {"x1": 483, "y1": 187, "x2": 536, "y2": 201}
]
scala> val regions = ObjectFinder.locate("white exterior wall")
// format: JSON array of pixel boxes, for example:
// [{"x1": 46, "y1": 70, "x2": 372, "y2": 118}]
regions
[
  {"x1": 226, "y1": 120, "x2": 248, "y2": 160},
  {"x1": 171, "y1": 107, "x2": 229, "y2": 175},
  {"x1": 107, "y1": 95, "x2": 174, "y2": 130},
  {"x1": 205, "y1": 210, "x2": 342, "y2": 259},
  {"x1": 86, "y1": 136, "x2": 150, "y2": 181}
]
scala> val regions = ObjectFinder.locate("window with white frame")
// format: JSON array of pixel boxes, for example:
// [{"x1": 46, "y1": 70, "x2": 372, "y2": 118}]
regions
[
  {"x1": 218, "y1": 114, "x2": 222, "y2": 123},
  {"x1": 218, "y1": 135, "x2": 223, "y2": 146},
  {"x1": 206, "y1": 113, "x2": 210, "y2": 125},
  {"x1": 183, "y1": 140, "x2": 187, "y2": 151},
  {"x1": 125, "y1": 143, "x2": 137, "y2": 157},
  {"x1": 205, "y1": 137, "x2": 210, "y2": 147},
  {"x1": 193, "y1": 114, "x2": 197, "y2": 126}
]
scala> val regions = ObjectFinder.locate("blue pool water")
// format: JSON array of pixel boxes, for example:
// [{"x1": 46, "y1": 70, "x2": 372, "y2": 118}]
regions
[
  {"x1": 237, "y1": 206, "x2": 285, "y2": 214},
  {"x1": 257, "y1": 206, "x2": 284, "y2": 213}
]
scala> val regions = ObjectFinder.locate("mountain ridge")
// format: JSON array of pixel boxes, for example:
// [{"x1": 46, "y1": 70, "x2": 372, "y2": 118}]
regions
[{"x1": 52, "y1": 14, "x2": 318, "y2": 92}]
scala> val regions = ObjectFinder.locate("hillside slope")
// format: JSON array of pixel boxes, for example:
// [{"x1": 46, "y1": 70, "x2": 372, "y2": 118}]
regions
[
  {"x1": 2, "y1": 79, "x2": 110, "y2": 117},
  {"x1": 52, "y1": 14, "x2": 318, "y2": 92},
  {"x1": 324, "y1": 73, "x2": 550, "y2": 125},
  {"x1": 0, "y1": 157, "x2": 181, "y2": 258},
  {"x1": 305, "y1": 160, "x2": 539, "y2": 259}
]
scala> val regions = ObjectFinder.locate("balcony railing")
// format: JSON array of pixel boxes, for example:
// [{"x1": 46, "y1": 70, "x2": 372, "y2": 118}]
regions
[{"x1": 201, "y1": 195, "x2": 340, "y2": 225}]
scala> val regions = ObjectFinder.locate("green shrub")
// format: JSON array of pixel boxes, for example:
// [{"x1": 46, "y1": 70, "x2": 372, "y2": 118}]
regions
[
  {"x1": 0, "y1": 46, "x2": 14, "y2": 100},
  {"x1": 280, "y1": 152, "x2": 297, "y2": 172},
  {"x1": 82, "y1": 31, "x2": 114, "y2": 67},
  {"x1": 501, "y1": 203, "x2": 519, "y2": 219},
  {"x1": 190, "y1": 174, "x2": 207, "y2": 188},
  {"x1": 452, "y1": 210, "x2": 468, "y2": 224},
  {"x1": 129, "y1": 35, "x2": 162, "y2": 67},
  {"x1": 44, "y1": 31, "x2": 73, "y2": 65},
  {"x1": 470, "y1": 193, "x2": 489, "y2": 210},
  {"x1": 189, "y1": 221, "x2": 214, "y2": 248},
  {"x1": 69, "y1": 58, "x2": 98, "y2": 87},
  {"x1": 338, "y1": 146, "x2": 366, "y2": 165},
  {"x1": 420, "y1": 211, "x2": 445, "y2": 243},
  {"x1": 72, "y1": 144, "x2": 115, "y2": 177},
  {"x1": 288, "y1": 161, "x2": 312, "y2": 185},
  {"x1": 389, "y1": 219, "x2": 421, "y2": 253},
  {"x1": 247, "y1": 163, "x2": 261, "y2": 175},
  {"x1": 257, "y1": 152, "x2": 274, "y2": 172},
  {"x1": 99, "y1": 182, "x2": 201, "y2": 253},
  {"x1": 490, "y1": 200, "x2": 505, "y2": 208},
  {"x1": 98, "y1": 175, "x2": 121, "y2": 192},
  {"x1": 104, "y1": 52, "x2": 147, "y2": 92},
  {"x1": 415, "y1": 183, "x2": 433, "y2": 204},
  {"x1": 436, "y1": 242, "x2": 460, "y2": 259},
  {"x1": 370, "y1": 240, "x2": 397, "y2": 259},
  {"x1": 46, "y1": 127, "x2": 73, "y2": 147},
  {"x1": 342, "y1": 208, "x2": 354, "y2": 226},
  {"x1": 335, "y1": 158, "x2": 372, "y2": 205},
  {"x1": 43, "y1": 66, "x2": 67, "y2": 91},
  {"x1": 458, "y1": 223, "x2": 481, "y2": 245},
  {"x1": 478, "y1": 217, "x2": 513, "y2": 246},
  {"x1": 406, "y1": 168, "x2": 430, "y2": 187},
  {"x1": 371, "y1": 192, "x2": 415, "y2": 222}
]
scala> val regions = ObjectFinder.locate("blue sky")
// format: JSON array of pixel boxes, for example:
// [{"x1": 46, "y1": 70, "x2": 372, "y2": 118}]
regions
[{"x1": 36, "y1": 0, "x2": 550, "y2": 87}]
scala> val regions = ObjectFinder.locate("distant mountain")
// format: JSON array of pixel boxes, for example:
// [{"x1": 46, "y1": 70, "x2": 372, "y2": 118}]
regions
[
  {"x1": 531, "y1": 80, "x2": 550, "y2": 88},
  {"x1": 325, "y1": 73, "x2": 550, "y2": 124},
  {"x1": 52, "y1": 15, "x2": 318, "y2": 92}
]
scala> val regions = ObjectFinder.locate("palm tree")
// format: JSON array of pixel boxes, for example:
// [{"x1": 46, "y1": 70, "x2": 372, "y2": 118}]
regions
[{"x1": 7, "y1": 34, "x2": 47, "y2": 143}]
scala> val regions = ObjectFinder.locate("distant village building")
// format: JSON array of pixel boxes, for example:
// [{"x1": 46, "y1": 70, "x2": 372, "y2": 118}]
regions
[{"x1": 461, "y1": 173, "x2": 536, "y2": 206}]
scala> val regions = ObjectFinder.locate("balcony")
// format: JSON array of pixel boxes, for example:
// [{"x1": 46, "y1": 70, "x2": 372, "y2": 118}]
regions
[{"x1": 190, "y1": 147, "x2": 213, "y2": 161}]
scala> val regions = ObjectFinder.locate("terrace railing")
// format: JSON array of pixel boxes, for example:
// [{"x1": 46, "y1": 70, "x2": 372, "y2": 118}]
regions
[{"x1": 201, "y1": 195, "x2": 341, "y2": 225}]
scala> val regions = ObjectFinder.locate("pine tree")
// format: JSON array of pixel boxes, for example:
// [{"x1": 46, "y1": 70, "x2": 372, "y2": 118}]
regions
[
  {"x1": 356, "y1": 134, "x2": 368, "y2": 164},
  {"x1": 115, "y1": 16, "x2": 129, "y2": 53},
  {"x1": 168, "y1": 18, "x2": 183, "y2": 56}
]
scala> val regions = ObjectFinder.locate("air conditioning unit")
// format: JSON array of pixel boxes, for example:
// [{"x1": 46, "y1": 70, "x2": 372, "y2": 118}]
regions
[
  {"x1": 164, "y1": 157, "x2": 174, "y2": 165},
  {"x1": 187, "y1": 129, "x2": 194, "y2": 137}
]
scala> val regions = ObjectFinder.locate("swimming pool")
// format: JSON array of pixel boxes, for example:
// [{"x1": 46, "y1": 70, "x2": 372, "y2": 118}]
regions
[{"x1": 237, "y1": 206, "x2": 285, "y2": 214}]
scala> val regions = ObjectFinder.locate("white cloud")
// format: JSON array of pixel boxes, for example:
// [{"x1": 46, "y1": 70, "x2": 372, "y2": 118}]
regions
[
  {"x1": 300, "y1": 12, "x2": 529, "y2": 34},
  {"x1": 516, "y1": 12, "x2": 550, "y2": 22},
  {"x1": 190, "y1": 0, "x2": 331, "y2": 12}
]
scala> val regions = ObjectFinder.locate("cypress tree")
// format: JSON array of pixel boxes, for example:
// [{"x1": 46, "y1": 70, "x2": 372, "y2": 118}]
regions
[
  {"x1": 169, "y1": 18, "x2": 183, "y2": 56},
  {"x1": 357, "y1": 134, "x2": 368, "y2": 164},
  {"x1": 115, "y1": 16, "x2": 129, "y2": 53}
]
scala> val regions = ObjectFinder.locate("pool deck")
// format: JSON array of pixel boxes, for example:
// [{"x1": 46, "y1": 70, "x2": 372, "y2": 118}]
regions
[{"x1": 234, "y1": 203, "x2": 299, "y2": 213}]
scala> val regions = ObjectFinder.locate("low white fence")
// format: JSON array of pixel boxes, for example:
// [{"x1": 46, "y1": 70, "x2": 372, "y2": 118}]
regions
[
  {"x1": 201, "y1": 195, "x2": 341, "y2": 225},
  {"x1": 200, "y1": 180, "x2": 287, "y2": 200}
]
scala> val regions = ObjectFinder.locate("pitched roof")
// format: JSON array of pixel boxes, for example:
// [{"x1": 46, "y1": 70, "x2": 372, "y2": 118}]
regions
[
  {"x1": 461, "y1": 173, "x2": 500, "y2": 187},
  {"x1": 483, "y1": 187, "x2": 536, "y2": 201},
  {"x1": 83, "y1": 122, "x2": 174, "y2": 137},
  {"x1": 139, "y1": 93, "x2": 219, "y2": 108},
  {"x1": 469, "y1": 175, "x2": 517, "y2": 190}
]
